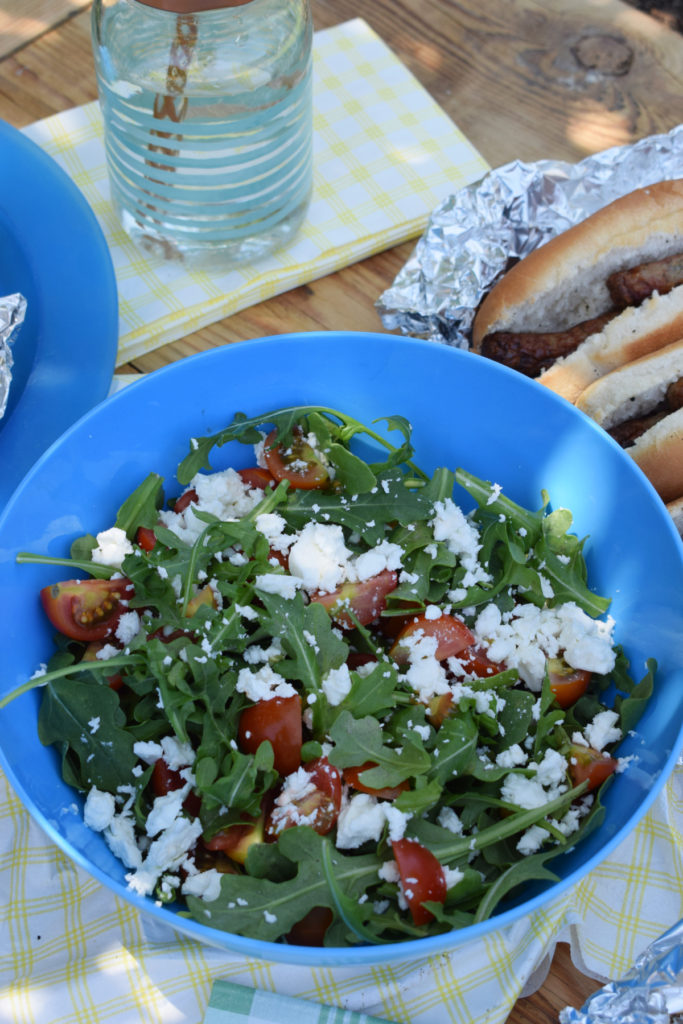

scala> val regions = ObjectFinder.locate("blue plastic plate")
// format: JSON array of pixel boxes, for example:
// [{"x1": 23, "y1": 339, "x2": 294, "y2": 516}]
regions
[
  {"x1": 0, "y1": 332, "x2": 682, "y2": 966},
  {"x1": 0, "y1": 119, "x2": 118, "y2": 506}
]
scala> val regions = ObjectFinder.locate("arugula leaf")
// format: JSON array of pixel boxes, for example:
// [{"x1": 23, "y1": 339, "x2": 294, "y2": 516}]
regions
[
  {"x1": 328, "y1": 711, "x2": 431, "y2": 786},
  {"x1": 38, "y1": 678, "x2": 137, "y2": 791}
]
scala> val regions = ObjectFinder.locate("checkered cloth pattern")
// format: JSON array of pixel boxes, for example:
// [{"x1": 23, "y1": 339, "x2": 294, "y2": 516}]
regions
[
  {"x1": 21, "y1": 18, "x2": 489, "y2": 367},
  {"x1": 2, "y1": 763, "x2": 682, "y2": 1024}
]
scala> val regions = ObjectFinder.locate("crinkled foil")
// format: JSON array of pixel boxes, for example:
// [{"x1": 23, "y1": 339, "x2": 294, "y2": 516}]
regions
[
  {"x1": 0, "y1": 293, "x2": 26, "y2": 419},
  {"x1": 559, "y1": 917, "x2": 683, "y2": 1023},
  {"x1": 377, "y1": 124, "x2": 683, "y2": 347}
]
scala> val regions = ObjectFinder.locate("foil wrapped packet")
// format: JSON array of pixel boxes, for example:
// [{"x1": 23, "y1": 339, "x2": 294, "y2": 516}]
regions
[
  {"x1": 0, "y1": 293, "x2": 27, "y2": 420},
  {"x1": 560, "y1": 917, "x2": 683, "y2": 1023},
  {"x1": 377, "y1": 124, "x2": 683, "y2": 348}
]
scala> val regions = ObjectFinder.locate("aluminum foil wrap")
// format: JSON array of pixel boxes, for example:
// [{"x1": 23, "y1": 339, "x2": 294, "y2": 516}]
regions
[
  {"x1": 377, "y1": 124, "x2": 683, "y2": 347},
  {"x1": 559, "y1": 917, "x2": 683, "y2": 1023},
  {"x1": 0, "y1": 293, "x2": 26, "y2": 420}
]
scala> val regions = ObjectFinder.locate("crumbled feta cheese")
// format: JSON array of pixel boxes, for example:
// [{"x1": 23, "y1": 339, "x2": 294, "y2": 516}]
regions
[
  {"x1": 83, "y1": 788, "x2": 116, "y2": 832},
  {"x1": 473, "y1": 602, "x2": 616, "y2": 691},
  {"x1": 235, "y1": 664, "x2": 297, "y2": 701},
  {"x1": 116, "y1": 610, "x2": 141, "y2": 646},
  {"x1": 350, "y1": 540, "x2": 403, "y2": 582},
  {"x1": 254, "y1": 573, "x2": 302, "y2": 600},
  {"x1": 181, "y1": 867, "x2": 222, "y2": 902},
  {"x1": 336, "y1": 793, "x2": 387, "y2": 849},
  {"x1": 321, "y1": 664, "x2": 352, "y2": 706},
  {"x1": 91, "y1": 527, "x2": 133, "y2": 568},
  {"x1": 584, "y1": 709, "x2": 622, "y2": 751},
  {"x1": 287, "y1": 522, "x2": 351, "y2": 592},
  {"x1": 430, "y1": 498, "x2": 492, "y2": 588}
]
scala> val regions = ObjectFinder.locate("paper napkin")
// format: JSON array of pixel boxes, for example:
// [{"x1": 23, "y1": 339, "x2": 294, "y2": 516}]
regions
[{"x1": 22, "y1": 18, "x2": 489, "y2": 366}]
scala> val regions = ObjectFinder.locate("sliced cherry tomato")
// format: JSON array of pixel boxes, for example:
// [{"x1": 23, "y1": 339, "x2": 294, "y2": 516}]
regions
[
  {"x1": 343, "y1": 761, "x2": 410, "y2": 801},
  {"x1": 237, "y1": 694, "x2": 303, "y2": 776},
  {"x1": 286, "y1": 906, "x2": 334, "y2": 946},
  {"x1": 136, "y1": 525, "x2": 157, "y2": 552},
  {"x1": 151, "y1": 758, "x2": 202, "y2": 817},
  {"x1": 238, "y1": 466, "x2": 276, "y2": 490},
  {"x1": 263, "y1": 428, "x2": 329, "y2": 490},
  {"x1": 391, "y1": 837, "x2": 447, "y2": 926},
  {"x1": 265, "y1": 756, "x2": 342, "y2": 838},
  {"x1": 174, "y1": 487, "x2": 198, "y2": 513},
  {"x1": 568, "y1": 744, "x2": 618, "y2": 791},
  {"x1": 40, "y1": 577, "x2": 135, "y2": 642},
  {"x1": 454, "y1": 644, "x2": 506, "y2": 678},
  {"x1": 81, "y1": 641, "x2": 124, "y2": 690},
  {"x1": 390, "y1": 612, "x2": 474, "y2": 665},
  {"x1": 310, "y1": 570, "x2": 398, "y2": 629},
  {"x1": 204, "y1": 812, "x2": 265, "y2": 864},
  {"x1": 548, "y1": 658, "x2": 592, "y2": 709}
]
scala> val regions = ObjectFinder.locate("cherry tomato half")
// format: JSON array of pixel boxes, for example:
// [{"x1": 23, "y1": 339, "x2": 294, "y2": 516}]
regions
[
  {"x1": 390, "y1": 612, "x2": 474, "y2": 665},
  {"x1": 136, "y1": 525, "x2": 157, "y2": 552},
  {"x1": 204, "y1": 812, "x2": 265, "y2": 864},
  {"x1": 238, "y1": 467, "x2": 276, "y2": 490},
  {"x1": 263, "y1": 428, "x2": 329, "y2": 490},
  {"x1": 266, "y1": 756, "x2": 342, "y2": 838},
  {"x1": 174, "y1": 488, "x2": 198, "y2": 513},
  {"x1": 548, "y1": 658, "x2": 592, "y2": 709},
  {"x1": 237, "y1": 694, "x2": 303, "y2": 776},
  {"x1": 310, "y1": 570, "x2": 398, "y2": 629},
  {"x1": 151, "y1": 757, "x2": 202, "y2": 817},
  {"x1": 343, "y1": 761, "x2": 410, "y2": 801},
  {"x1": 391, "y1": 837, "x2": 447, "y2": 926},
  {"x1": 455, "y1": 644, "x2": 506, "y2": 678},
  {"x1": 40, "y1": 577, "x2": 135, "y2": 642},
  {"x1": 567, "y1": 744, "x2": 618, "y2": 792}
]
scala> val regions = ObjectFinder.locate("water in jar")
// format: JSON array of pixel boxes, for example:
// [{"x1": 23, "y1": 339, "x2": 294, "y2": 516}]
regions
[{"x1": 92, "y1": 0, "x2": 313, "y2": 269}]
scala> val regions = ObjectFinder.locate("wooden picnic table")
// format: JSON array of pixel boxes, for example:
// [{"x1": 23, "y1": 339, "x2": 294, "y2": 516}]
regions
[{"x1": 1, "y1": 1, "x2": 683, "y2": 1019}]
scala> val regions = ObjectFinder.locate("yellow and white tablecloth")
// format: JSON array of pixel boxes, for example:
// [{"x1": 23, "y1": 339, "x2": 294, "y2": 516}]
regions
[
  {"x1": 21, "y1": 17, "x2": 489, "y2": 367},
  {"x1": 2, "y1": 762, "x2": 683, "y2": 1024}
]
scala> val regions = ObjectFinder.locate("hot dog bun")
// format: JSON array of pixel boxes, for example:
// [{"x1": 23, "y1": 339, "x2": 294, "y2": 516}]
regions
[
  {"x1": 471, "y1": 179, "x2": 683, "y2": 402},
  {"x1": 574, "y1": 341, "x2": 683, "y2": 504},
  {"x1": 538, "y1": 289, "x2": 683, "y2": 403},
  {"x1": 575, "y1": 338, "x2": 683, "y2": 429}
]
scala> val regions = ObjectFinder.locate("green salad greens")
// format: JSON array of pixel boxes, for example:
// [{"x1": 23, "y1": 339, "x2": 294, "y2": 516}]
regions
[{"x1": 7, "y1": 406, "x2": 654, "y2": 947}]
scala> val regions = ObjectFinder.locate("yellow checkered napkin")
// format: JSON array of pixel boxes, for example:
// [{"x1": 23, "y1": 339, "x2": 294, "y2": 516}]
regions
[
  {"x1": 2, "y1": 763, "x2": 683, "y2": 1024},
  {"x1": 21, "y1": 18, "x2": 488, "y2": 367}
]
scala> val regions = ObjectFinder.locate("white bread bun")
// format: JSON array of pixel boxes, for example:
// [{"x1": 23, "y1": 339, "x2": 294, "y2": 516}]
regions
[
  {"x1": 629, "y1": 406, "x2": 683, "y2": 504},
  {"x1": 538, "y1": 289, "x2": 683, "y2": 403},
  {"x1": 667, "y1": 495, "x2": 683, "y2": 537},
  {"x1": 472, "y1": 178, "x2": 683, "y2": 347},
  {"x1": 575, "y1": 338, "x2": 683, "y2": 429}
]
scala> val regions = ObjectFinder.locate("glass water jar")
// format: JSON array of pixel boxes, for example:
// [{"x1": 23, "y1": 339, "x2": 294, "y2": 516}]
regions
[{"x1": 91, "y1": 0, "x2": 313, "y2": 269}]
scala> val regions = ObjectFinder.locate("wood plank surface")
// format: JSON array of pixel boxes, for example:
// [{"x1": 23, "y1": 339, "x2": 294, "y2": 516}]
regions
[
  {"x1": 0, "y1": 0, "x2": 90, "y2": 59},
  {"x1": 1, "y1": 1, "x2": 682, "y2": 1019}
]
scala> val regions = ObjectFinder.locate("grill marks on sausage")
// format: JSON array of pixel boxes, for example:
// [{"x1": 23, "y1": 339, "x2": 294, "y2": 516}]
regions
[
  {"x1": 479, "y1": 250, "x2": 683, "y2": 378},
  {"x1": 608, "y1": 376, "x2": 683, "y2": 448}
]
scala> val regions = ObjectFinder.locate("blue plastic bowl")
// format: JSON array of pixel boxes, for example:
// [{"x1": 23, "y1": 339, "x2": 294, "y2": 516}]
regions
[{"x1": 1, "y1": 331, "x2": 682, "y2": 966}]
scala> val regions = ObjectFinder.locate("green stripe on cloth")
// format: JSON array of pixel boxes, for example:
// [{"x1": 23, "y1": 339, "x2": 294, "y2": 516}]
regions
[{"x1": 204, "y1": 981, "x2": 395, "y2": 1024}]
